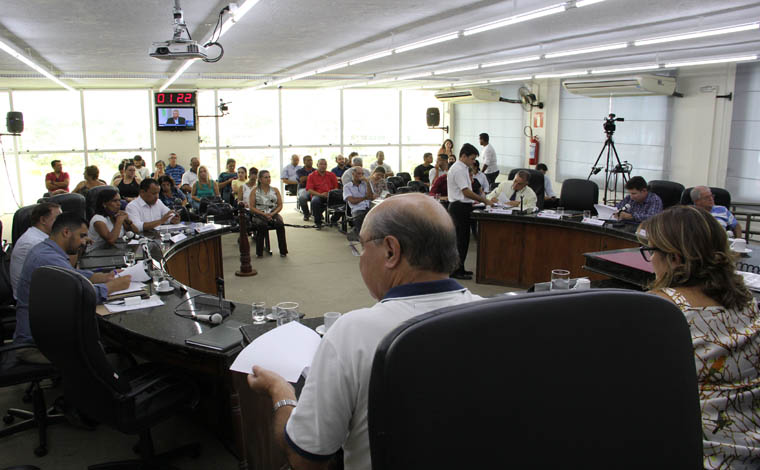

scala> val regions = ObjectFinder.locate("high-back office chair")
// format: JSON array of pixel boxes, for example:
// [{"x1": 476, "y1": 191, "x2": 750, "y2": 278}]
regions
[
  {"x1": 85, "y1": 185, "x2": 113, "y2": 222},
  {"x1": 559, "y1": 178, "x2": 599, "y2": 211},
  {"x1": 11, "y1": 205, "x2": 36, "y2": 245},
  {"x1": 44, "y1": 193, "x2": 87, "y2": 220},
  {"x1": 325, "y1": 189, "x2": 347, "y2": 232},
  {"x1": 648, "y1": 180, "x2": 685, "y2": 208},
  {"x1": 681, "y1": 186, "x2": 732, "y2": 208},
  {"x1": 368, "y1": 289, "x2": 702, "y2": 470},
  {"x1": 29, "y1": 266, "x2": 201, "y2": 469},
  {"x1": 0, "y1": 245, "x2": 15, "y2": 342},
  {"x1": 396, "y1": 172, "x2": 411, "y2": 186},
  {"x1": 407, "y1": 181, "x2": 428, "y2": 194},
  {"x1": 386, "y1": 176, "x2": 404, "y2": 194},
  {"x1": 507, "y1": 168, "x2": 545, "y2": 210}
]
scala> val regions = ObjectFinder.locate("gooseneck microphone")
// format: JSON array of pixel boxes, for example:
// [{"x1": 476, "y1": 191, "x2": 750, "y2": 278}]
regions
[{"x1": 193, "y1": 313, "x2": 223, "y2": 324}]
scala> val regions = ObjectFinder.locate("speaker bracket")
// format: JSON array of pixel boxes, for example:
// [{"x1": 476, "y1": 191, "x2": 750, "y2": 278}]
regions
[{"x1": 428, "y1": 125, "x2": 449, "y2": 133}]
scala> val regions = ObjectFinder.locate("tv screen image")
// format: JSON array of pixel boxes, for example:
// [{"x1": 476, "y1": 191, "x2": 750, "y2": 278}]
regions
[{"x1": 156, "y1": 106, "x2": 196, "y2": 130}]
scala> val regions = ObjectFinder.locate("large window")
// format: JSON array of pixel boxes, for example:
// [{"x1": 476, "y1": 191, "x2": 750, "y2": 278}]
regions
[
  {"x1": 728, "y1": 62, "x2": 760, "y2": 202},
  {"x1": 84, "y1": 90, "x2": 151, "y2": 153},
  {"x1": 343, "y1": 90, "x2": 400, "y2": 146},
  {"x1": 217, "y1": 90, "x2": 279, "y2": 147},
  {"x1": 0, "y1": 92, "x2": 20, "y2": 214},
  {"x1": 282, "y1": 90, "x2": 340, "y2": 145},
  {"x1": 13, "y1": 91, "x2": 83, "y2": 152}
]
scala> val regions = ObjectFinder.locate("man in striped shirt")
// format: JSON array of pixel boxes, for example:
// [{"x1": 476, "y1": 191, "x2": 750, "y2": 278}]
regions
[{"x1": 692, "y1": 186, "x2": 743, "y2": 238}]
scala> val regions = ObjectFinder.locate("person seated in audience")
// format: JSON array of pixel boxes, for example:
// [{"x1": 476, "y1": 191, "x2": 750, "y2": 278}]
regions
[
  {"x1": 180, "y1": 156, "x2": 200, "y2": 194},
  {"x1": 447, "y1": 154, "x2": 456, "y2": 167},
  {"x1": 231, "y1": 166, "x2": 248, "y2": 203},
  {"x1": 237, "y1": 167, "x2": 258, "y2": 208},
  {"x1": 297, "y1": 156, "x2": 316, "y2": 220},
  {"x1": 370, "y1": 150, "x2": 394, "y2": 176},
  {"x1": 247, "y1": 193, "x2": 482, "y2": 470},
  {"x1": 72, "y1": 165, "x2": 106, "y2": 196},
  {"x1": 158, "y1": 175, "x2": 187, "y2": 208},
  {"x1": 13, "y1": 211, "x2": 132, "y2": 364},
  {"x1": 281, "y1": 154, "x2": 302, "y2": 196},
  {"x1": 191, "y1": 165, "x2": 219, "y2": 212},
  {"x1": 125, "y1": 178, "x2": 180, "y2": 232},
  {"x1": 112, "y1": 160, "x2": 141, "y2": 202},
  {"x1": 217, "y1": 158, "x2": 238, "y2": 204},
  {"x1": 429, "y1": 154, "x2": 448, "y2": 187},
  {"x1": 250, "y1": 170, "x2": 288, "y2": 258},
  {"x1": 536, "y1": 163, "x2": 558, "y2": 208},
  {"x1": 414, "y1": 152, "x2": 434, "y2": 187},
  {"x1": 472, "y1": 160, "x2": 490, "y2": 195},
  {"x1": 88, "y1": 188, "x2": 135, "y2": 249},
  {"x1": 369, "y1": 166, "x2": 388, "y2": 196},
  {"x1": 615, "y1": 176, "x2": 662, "y2": 223},
  {"x1": 165, "y1": 153, "x2": 184, "y2": 187},
  {"x1": 341, "y1": 156, "x2": 371, "y2": 186},
  {"x1": 691, "y1": 186, "x2": 743, "y2": 238},
  {"x1": 346, "y1": 151, "x2": 359, "y2": 168},
  {"x1": 45, "y1": 159, "x2": 69, "y2": 195},
  {"x1": 487, "y1": 169, "x2": 536, "y2": 211},
  {"x1": 640, "y1": 205, "x2": 760, "y2": 468},
  {"x1": 331, "y1": 154, "x2": 349, "y2": 179},
  {"x1": 10, "y1": 202, "x2": 61, "y2": 298},
  {"x1": 429, "y1": 160, "x2": 449, "y2": 199},
  {"x1": 343, "y1": 165, "x2": 374, "y2": 240},
  {"x1": 111, "y1": 158, "x2": 132, "y2": 183},
  {"x1": 152, "y1": 159, "x2": 166, "y2": 179},
  {"x1": 305, "y1": 158, "x2": 339, "y2": 229},
  {"x1": 133, "y1": 154, "x2": 151, "y2": 180},
  {"x1": 438, "y1": 138, "x2": 455, "y2": 159}
]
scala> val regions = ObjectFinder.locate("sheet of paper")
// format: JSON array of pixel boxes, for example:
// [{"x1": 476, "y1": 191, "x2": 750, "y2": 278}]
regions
[
  {"x1": 170, "y1": 233, "x2": 187, "y2": 243},
  {"x1": 738, "y1": 271, "x2": 760, "y2": 291},
  {"x1": 230, "y1": 322, "x2": 322, "y2": 382},
  {"x1": 109, "y1": 281, "x2": 146, "y2": 297},
  {"x1": 594, "y1": 204, "x2": 618, "y2": 220},
  {"x1": 127, "y1": 239, "x2": 141, "y2": 245},
  {"x1": 582, "y1": 217, "x2": 605, "y2": 226},
  {"x1": 115, "y1": 261, "x2": 151, "y2": 282},
  {"x1": 103, "y1": 295, "x2": 164, "y2": 313},
  {"x1": 157, "y1": 223, "x2": 186, "y2": 231},
  {"x1": 195, "y1": 224, "x2": 216, "y2": 233},
  {"x1": 537, "y1": 211, "x2": 561, "y2": 219}
]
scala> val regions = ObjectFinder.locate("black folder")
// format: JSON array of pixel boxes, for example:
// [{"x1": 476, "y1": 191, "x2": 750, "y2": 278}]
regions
[{"x1": 184, "y1": 320, "x2": 246, "y2": 352}]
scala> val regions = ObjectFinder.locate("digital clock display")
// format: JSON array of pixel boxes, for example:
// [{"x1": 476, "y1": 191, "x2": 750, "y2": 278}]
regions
[{"x1": 154, "y1": 92, "x2": 196, "y2": 105}]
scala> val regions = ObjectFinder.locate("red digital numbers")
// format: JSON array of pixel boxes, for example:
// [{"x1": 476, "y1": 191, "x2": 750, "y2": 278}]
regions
[
  {"x1": 157, "y1": 93, "x2": 165, "y2": 103},
  {"x1": 155, "y1": 92, "x2": 194, "y2": 105}
]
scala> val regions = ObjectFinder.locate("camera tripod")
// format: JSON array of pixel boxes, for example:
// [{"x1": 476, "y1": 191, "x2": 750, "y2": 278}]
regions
[{"x1": 588, "y1": 117, "x2": 629, "y2": 205}]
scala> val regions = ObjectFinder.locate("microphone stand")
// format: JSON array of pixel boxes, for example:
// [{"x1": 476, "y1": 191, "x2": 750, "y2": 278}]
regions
[{"x1": 514, "y1": 195, "x2": 527, "y2": 216}]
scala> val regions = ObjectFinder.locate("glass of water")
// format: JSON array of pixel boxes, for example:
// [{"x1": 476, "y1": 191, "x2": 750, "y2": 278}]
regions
[
  {"x1": 252, "y1": 301, "x2": 267, "y2": 324},
  {"x1": 207, "y1": 214, "x2": 215, "y2": 225},
  {"x1": 583, "y1": 210, "x2": 591, "y2": 219},
  {"x1": 557, "y1": 207, "x2": 565, "y2": 218},
  {"x1": 550, "y1": 269, "x2": 570, "y2": 290},
  {"x1": 151, "y1": 269, "x2": 163, "y2": 288},
  {"x1": 124, "y1": 251, "x2": 136, "y2": 267},
  {"x1": 275, "y1": 302, "x2": 300, "y2": 326}
]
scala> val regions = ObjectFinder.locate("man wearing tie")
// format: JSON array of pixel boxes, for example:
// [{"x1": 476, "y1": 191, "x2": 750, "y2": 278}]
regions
[
  {"x1": 487, "y1": 170, "x2": 537, "y2": 211},
  {"x1": 166, "y1": 109, "x2": 186, "y2": 125}
]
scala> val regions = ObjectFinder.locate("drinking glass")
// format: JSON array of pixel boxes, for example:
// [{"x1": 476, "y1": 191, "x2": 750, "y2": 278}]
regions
[
  {"x1": 550, "y1": 269, "x2": 570, "y2": 290},
  {"x1": 323, "y1": 312, "x2": 341, "y2": 332},
  {"x1": 124, "y1": 251, "x2": 136, "y2": 267},
  {"x1": 583, "y1": 210, "x2": 591, "y2": 219},
  {"x1": 275, "y1": 302, "x2": 300, "y2": 326},
  {"x1": 252, "y1": 301, "x2": 267, "y2": 324},
  {"x1": 207, "y1": 214, "x2": 215, "y2": 225},
  {"x1": 151, "y1": 270, "x2": 163, "y2": 288},
  {"x1": 556, "y1": 207, "x2": 565, "y2": 217}
]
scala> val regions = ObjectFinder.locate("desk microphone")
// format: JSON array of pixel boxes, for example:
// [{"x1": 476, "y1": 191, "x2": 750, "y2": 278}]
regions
[{"x1": 193, "y1": 313, "x2": 223, "y2": 324}]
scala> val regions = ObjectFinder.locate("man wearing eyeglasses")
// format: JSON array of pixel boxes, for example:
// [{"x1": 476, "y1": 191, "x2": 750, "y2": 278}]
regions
[
  {"x1": 247, "y1": 193, "x2": 482, "y2": 470},
  {"x1": 691, "y1": 185, "x2": 742, "y2": 238},
  {"x1": 487, "y1": 170, "x2": 537, "y2": 211}
]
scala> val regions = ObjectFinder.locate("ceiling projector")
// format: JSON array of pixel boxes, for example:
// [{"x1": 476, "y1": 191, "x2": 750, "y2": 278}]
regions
[{"x1": 149, "y1": 39, "x2": 208, "y2": 60}]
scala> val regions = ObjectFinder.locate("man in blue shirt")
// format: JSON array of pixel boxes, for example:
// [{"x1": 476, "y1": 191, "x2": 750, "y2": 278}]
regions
[
  {"x1": 14, "y1": 212, "x2": 132, "y2": 364},
  {"x1": 691, "y1": 186, "x2": 743, "y2": 238},
  {"x1": 331, "y1": 155, "x2": 348, "y2": 179},
  {"x1": 615, "y1": 176, "x2": 663, "y2": 223},
  {"x1": 165, "y1": 153, "x2": 185, "y2": 187}
]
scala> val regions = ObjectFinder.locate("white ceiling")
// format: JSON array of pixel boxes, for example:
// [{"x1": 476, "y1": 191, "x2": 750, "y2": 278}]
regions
[{"x1": 1, "y1": 0, "x2": 760, "y2": 90}]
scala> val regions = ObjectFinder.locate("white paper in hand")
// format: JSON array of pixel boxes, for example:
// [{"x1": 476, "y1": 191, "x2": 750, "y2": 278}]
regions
[
  {"x1": 116, "y1": 261, "x2": 151, "y2": 282},
  {"x1": 229, "y1": 322, "x2": 321, "y2": 382},
  {"x1": 594, "y1": 204, "x2": 618, "y2": 220}
]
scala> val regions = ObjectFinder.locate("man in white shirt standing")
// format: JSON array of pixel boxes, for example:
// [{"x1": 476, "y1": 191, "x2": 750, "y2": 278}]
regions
[
  {"x1": 480, "y1": 133, "x2": 499, "y2": 187},
  {"x1": 281, "y1": 154, "x2": 302, "y2": 196},
  {"x1": 9, "y1": 202, "x2": 61, "y2": 298},
  {"x1": 447, "y1": 143, "x2": 493, "y2": 280},
  {"x1": 247, "y1": 193, "x2": 483, "y2": 470},
  {"x1": 125, "y1": 178, "x2": 180, "y2": 232}
]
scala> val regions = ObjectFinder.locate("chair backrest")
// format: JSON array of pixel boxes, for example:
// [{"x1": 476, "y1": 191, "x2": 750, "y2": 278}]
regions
[
  {"x1": 386, "y1": 180, "x2": 397, "y2": 195},
  {"x1": 368, "y1": 289, "x2": 702, "y2": 470},
  {"x1": 30, "y1": 266, "x2": 132, "y2": 426},
  {"x1": 681, "y1": 186, "x2": 731, "y2": 208},
  {"x1": 0, "y1": 243, "x2": 12, "y2": 307},
  {"x1": 559, "y1": 178, "x2": 599, "y2": 211},
  {"x1": 648, "y1": 180, "x2": 685, "y2": 209},
  {"x1": 11, "y1": 204, "x2": 36, "y2": 245},
  {"x1": 49, "y1": 192, "x2": 87, "y2": 220},
  {"x1": 386, "y1": 176, "x2": 404, "y2": 191},
  {"x1": 85, "y1": 185, "x2": 114, "y2": 222},
  {"x1": 508, "y1": 168, "x2": 545, "y2": 210},
  {"x1": 327, "y1": 188, "x2": 345, "y2": 206},
  {"x1": 396, "y1": 172, "x2": 411, "y2": 185},
  {"x1": 407, "y1": 181, "x2": 428, "y2": 194}
]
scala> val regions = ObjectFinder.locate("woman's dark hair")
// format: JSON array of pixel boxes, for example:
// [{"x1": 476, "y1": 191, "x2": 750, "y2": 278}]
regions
[
  {"x1": 249, "y1": 167, "x2": 258, "y2": 176},
  {"x1": 158, "y1": 175, "x2": 175, "y2": 189},
  {"x1": 257, "y1": 170, "x2": 270, "y2": 189},
  {"x1": 84, "y1": 165, "x2": 99, "y2": 180},
  {"x1": 95, "y1": 187, "x2": 120, "y2": 217}
]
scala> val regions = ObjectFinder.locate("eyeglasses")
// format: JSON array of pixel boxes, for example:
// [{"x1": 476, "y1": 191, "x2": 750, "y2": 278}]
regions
[
  {"x1": 639, "y1": 246, "x2": 662, "y2": 262},
  {"x1": 348, "y1": 236, "x2": 384, "y2": 256}
]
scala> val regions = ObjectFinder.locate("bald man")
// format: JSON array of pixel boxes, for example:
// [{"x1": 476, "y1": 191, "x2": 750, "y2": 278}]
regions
[{"x1": 247, "y1": 194, "x2": 483, "y2": 470}]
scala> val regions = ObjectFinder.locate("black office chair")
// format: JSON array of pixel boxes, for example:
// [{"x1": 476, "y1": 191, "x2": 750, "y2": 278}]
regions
[
  {"x1": 559, "y1": 178, "x2": 599, "y2": 211},
  {"x1": 49, "y1": 193, "x2": 86, "y2": 220},
  {"x1": 325, "y1": 189, "x2": 347, "y2": 232},
  {"x1": 29, "y1": 266, "x2": 201, "y2": 469},
  {"x1": 386, "y1": 176, "x2": 404, "y2": 194},
  {"x1": 407, "y1": 181, "x2": 428, "y2": 194},
  {"x1": 395, "y1": 186, "x2": 413, "y2": 194},
  {"x1": 396, "y1": 172, "x2": 411, "y2": 186},
  {"x1": 648, "y1": 180, "x2": 685, "y2": 209},
  {"x1": 0, "y1": 244, "x2": 15, "y2": 342},
  {"x1": 368, "y1": 289, "x2": 702, "y2": 470},
  {"x1": 508, "y1": 168, "x2": 545, "y2": 210},
  {"x1": 681, "y1": 186, "x2": 732, "y2": 208},
  {"x1": 85, "y1": 185, "x2": 114, "y2": 222},
  {"x1": 11, "y1": 205, "x2": 36, "y2": 245}
]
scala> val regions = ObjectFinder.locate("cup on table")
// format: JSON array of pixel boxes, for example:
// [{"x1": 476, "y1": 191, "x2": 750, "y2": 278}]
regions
[
  {"x1": 323, "y1": 312, "x2": 341, "y2": 332},
  {"x1": 550, "y1": 269, "x2": 570, "y2": 290},
  {"x1": 583, "y1": 210, "x2": 591, "y2": 219},
  {"x1": 124, "y1": 251, "x2": 136, "y2": 267},
  {"x1": 574, "y1": 277, "x2": 591, "y2": 290},
  {"x1": 207, "y1": 214, "x2": 215, "y2": 225},
  {"x1": 557, "y1": 207, "x2": 565, "y2": 217},
  {"x1": 151, "y1": 270, "x2": 163, "y2": 287},
  {"x1": 158, "y1": 280, "x2": 171, "y2": 290},
  {"x1": 252, "y1": 301, "x2": 267, "y2": 324},
  {"x1": 275, "y1": 301, "x2": 300, "y2": 326},
  {"x1": 731, "y1": 238, "x2": 748, "y2": 252},
  {"x1": 161, "y1": 232, "x2": 171, "y2": 242}
]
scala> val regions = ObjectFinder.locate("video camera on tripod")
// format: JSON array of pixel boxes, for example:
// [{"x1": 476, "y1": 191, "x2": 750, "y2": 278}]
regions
[
  {"x1": 588, "y1": 113, "x2": 631, "y2": 205},
  {"x1": 603, "y1": 113, "x2": 624, "y2": 135}
]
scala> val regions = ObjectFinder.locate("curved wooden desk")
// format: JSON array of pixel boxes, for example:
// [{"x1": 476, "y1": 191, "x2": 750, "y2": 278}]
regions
[{"x1": 473, "y1": 211, "x2": 639, "y2": 288}]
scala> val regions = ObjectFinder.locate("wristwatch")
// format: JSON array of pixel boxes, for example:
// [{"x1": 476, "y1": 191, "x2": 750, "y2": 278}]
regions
[{"x1": 273, "y1": 399, "x2": 298, "y2": 413}]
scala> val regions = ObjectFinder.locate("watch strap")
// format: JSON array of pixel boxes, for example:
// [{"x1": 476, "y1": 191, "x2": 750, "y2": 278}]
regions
[{"x1": 273, "y1": 399, "x2": 298, "y2": 413}]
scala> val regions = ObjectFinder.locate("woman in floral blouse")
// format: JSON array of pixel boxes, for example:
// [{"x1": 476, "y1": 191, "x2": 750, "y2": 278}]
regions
[{"x1": 639, "y1": 205, "x2": 760, "y2": 469}]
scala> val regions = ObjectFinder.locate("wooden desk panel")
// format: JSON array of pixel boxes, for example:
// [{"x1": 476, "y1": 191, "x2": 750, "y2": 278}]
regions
[
  {"x1": 477, "y1": 220, "x2": 524, "y2": 285},
  {"x1": 165, "y1": 235, "x2": 224, "y2": 295},
  {"x1": 521, "y1": 224, "x2": 604, "y2": 286}
]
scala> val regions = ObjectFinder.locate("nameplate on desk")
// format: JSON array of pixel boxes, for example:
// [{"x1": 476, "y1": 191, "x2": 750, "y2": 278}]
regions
[
  {"x1": 582, "y1": 218, "x2": 606, "y2": 226},
  {"x1": 195, "y1": 224, "x2": 216, "y2": 234},
  {"x1": 170, "y1": 233, "x2": 187, "y2": 243},
  {"x1": 537, "y1": 212, "x2": 561, "y2": 219}
]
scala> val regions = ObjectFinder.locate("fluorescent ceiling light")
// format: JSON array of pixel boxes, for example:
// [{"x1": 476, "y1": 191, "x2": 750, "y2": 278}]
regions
[
  {"x1": 369, "y1": 77, "x2": 398, "y2": 84},
  {"x1": 0, "y1": 39, "x2": 76, "y2": 91},
  {"x1": 394, "y1": 32, "x2": 459, "y2": 54},
  {"x1": 489, "y1": 75, "x2": 533, "y2": 83},
  {"x1": 397, "y1": 72, "x2": 433, "y2": 80},
  {"x1": 534, "y1": 70, "x2": 589, "y2": 78},
  {"x1": 349, "y1": 49, "x2": 393, "y2": 65},
  {"x1": 576, "y1": 0, "x2": 607, "y2": 7},
  {"x1": 159, "y1": 58, "x2": 198, "y2": 92},
  {"x1": 290, "y1": 70, "x2": 318, "y2": 81},
  {"x1": 481, "y1": 55, "x2": 542, "y2": 68},
  {"x1": 219, "y1": 0, "x2": 262, "y2": 37},
  {"x1": 591, "y1": 64, "x2": 660, "y2": 74},
  {"x1": 664, "y1": 55, "x2": 758, "y2": 68},
  {"x1": 434, "y1": 65, "x2": 479, "y2": 75},
  {"x1": 464, "y1": 4, "x2": 566, "y2": 36},
  {"x1": 453, "y1": 80, "x2": 489, "y2": 87},
  {"x1": 634, "y1": 23, "x2": 760, "y2": 47},
  {"x1": 270, "y1": 77, "x2": 294, "y2": 86},
  {"x1": 545, "y1": 42, "x2": 627, "y2": 58},
  {"x1": 316, "y1": 62, "x2": 349, "y2": 73}
]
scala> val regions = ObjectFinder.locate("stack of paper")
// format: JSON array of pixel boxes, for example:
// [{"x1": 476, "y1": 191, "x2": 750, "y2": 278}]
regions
[
  {"x1": 738, "y1": 271, "x2": 760, "y2": 291},
  {"x1": 116, "y1": 262, "x2": 151, "y2": 282},
  {"x1": 594, "y1": 204, "x2": 618, "y2": 220},
  {"x1": 104, "y1": 295, "x2": 164, "y2": 313}
]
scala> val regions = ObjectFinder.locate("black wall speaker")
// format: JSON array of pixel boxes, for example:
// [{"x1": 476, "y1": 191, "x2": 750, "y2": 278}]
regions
[
  {"x1": 426, "y1": 107, "x2": 440, "y2": 127},
  {"x1": 6, "y1": 111, "x2": 23, "y2": 134}
]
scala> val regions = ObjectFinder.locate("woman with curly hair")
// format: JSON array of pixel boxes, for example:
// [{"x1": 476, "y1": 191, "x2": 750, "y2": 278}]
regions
[
  {"x1": 639, "y1": 205, "x2": 760, "y2": 469},
  {"x1": 437, "y1": 138, "x2": 454, "y2": 158}
]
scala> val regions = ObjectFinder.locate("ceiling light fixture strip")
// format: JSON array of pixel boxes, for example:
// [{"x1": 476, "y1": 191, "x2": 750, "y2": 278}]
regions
[
  {"x1": 463, "y1": 3, "x2": 568, "y2": 36},
  {"x1": 634, "y1": 22, "x2": 760, "y2": 47},
  {"x1": 0, "y1": 39, "x2": 76, "y2": 91}
]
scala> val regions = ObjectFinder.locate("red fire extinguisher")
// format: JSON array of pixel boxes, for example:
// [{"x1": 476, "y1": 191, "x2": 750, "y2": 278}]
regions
[{"x1": 525, "y1": 126, "x2": 539, "y2": 165}]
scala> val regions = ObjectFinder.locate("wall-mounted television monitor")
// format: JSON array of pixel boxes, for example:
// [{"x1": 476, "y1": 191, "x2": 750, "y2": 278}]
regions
[{"x1": 156, "y1": 106, "x2": 196, "y2": 131}]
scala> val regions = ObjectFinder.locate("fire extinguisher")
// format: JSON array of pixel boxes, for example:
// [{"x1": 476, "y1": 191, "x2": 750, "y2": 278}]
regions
[{"x1": 525, "y1": 126, "x2": 540, "y2": 165}]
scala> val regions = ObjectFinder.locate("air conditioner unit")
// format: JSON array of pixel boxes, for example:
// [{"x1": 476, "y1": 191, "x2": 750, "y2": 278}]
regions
[
  {"x1": 435, "y1": 87, "x2": 501, "y2": 103},
  {"x1": 562, "y1": 75, "x2": 676, "y2": 97}
]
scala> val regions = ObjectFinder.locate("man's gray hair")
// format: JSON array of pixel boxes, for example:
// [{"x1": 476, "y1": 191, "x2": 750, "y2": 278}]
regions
[
  {"x1": 352, "y1": 157, "x2": 363, "y2": 166},
  {"x1": 516, "y1": 170, "x2": 531, "y2": 181},
  {"x1": 365, "y1": 199, "x2": 459, "y2": 274},
  {"x1": 691, "y1": 185, "x2": 709, "y2": 203}
]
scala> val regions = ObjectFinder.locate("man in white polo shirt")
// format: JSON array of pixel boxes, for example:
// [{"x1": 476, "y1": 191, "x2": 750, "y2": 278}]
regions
[
  {"x1": 480, "y1": 133, "x2": 499, "y2": 186},
  {"x1": 125, "y1": 178, "x2": 180, "y2": 232},
  {"x1": 247, "y1": 193, "x2": 482, "y2": 470},
  {"x1": 343, "y1": 166, "x2": 374, "y2": 240},
  {"x1": 448, "y1": 143, "x2": 493, "y2": 280}
]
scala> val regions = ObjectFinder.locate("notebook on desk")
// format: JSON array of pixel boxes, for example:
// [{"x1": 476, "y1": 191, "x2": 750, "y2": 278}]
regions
[
  {"x1": 185, "y1": 320, "x2": 246, "y2": 352},
  {"x1": 79, "y1": 255, "x2": 127, "y2": 270}
]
